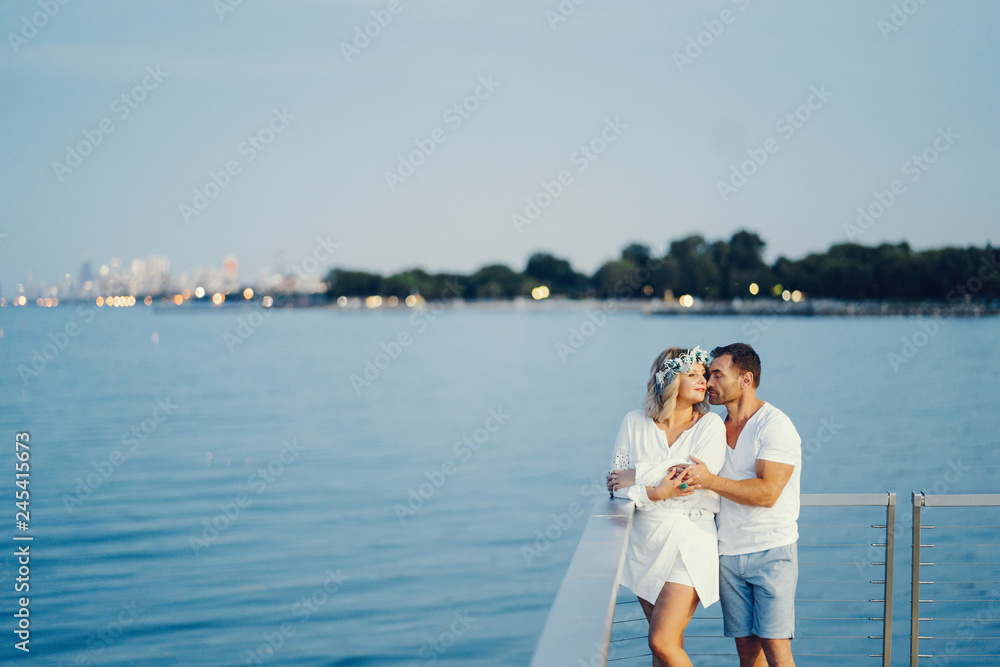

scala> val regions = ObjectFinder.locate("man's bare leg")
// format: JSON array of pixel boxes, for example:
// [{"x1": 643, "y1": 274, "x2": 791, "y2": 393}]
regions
[
  {"x1": 735, "y1": 636, "x2": 770, "y2": 667},
  {"x1": 760, "y1": 638, "x2": 794, "y2": 667}
]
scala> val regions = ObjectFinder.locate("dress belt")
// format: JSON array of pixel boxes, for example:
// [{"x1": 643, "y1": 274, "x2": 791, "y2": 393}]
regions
[{"x1": 644, "y1": 506, "x2": 716, "y2": 522}]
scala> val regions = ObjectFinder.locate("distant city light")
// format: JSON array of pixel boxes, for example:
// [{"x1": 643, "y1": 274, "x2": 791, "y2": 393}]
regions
[
  {"x1": 365, "y1": 295, "x2": 382, "y2": 309},
  {"x1": 337, "y1": 296, "x2": 348, "y2": 307},
  {"x1": 212, "y1": 293, "x2": 225, "y2": 305},
  {"x1": 531, "y1": 286, "x2": 550, "y2": 300},
  {"x1": 194, "y1": 286, "x2": 205, "y2": 299},
  {"x1": 405, "y1": 295, "x2": 418, "y2": 307},
  {"x1": 791, "y1": 290, "x2": 803, "y2": 303},
  {"x1": 749, "y1": 282, "x2": 759, "y2": 295},
  {"x1": 182, "y1": 289, "x2": 191, "y2": 299},
  {"x1": 772, "y1": 283, "x2": 783, "y2": 297},
  {"x1": 243, "y1": 288, "x2": 254, "y2": 300},
  {"x1": 781, "y1": 290, "x2": 791, "y2": 302},
  {"x1": 96, "y1": 297, "x2": 105, "y2": 307},
  {"x1": 173, "y1": 294, "x2": 184, "y2": 305},
  {"x1": 262, "y1": 296, "x2": 273, "y2": 308},
  {"x1": 387, "y1": 296, "x2": 399, "y2": 307},
  {"x1": 642, "y1": 285, "x2": 654, "y2": 296},
  {"x1": 679, "y1": 294, "x2": 694, "y2": 308},
  {"x1": 144, "y1": 296, "x2": 153, "y2": 306},
  {"x1": 16, "y1": 296, "x2": 26, "y2": 306}
]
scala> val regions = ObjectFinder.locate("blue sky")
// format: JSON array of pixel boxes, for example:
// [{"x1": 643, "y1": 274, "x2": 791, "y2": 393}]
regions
[{"x1": 1, "y1": 0, "x2": 997, "y2": 294}]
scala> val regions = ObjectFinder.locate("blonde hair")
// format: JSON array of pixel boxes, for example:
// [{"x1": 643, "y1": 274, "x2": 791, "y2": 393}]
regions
[{"x1": 642, "y1": 347, "x2": 710, "y2": 421}]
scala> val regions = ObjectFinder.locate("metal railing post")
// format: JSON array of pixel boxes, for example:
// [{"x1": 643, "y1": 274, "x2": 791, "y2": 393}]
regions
[
  {"x1": 910, "y1": 492, "x2": 924, "y2": 667},
  {"x1": 883, "y1": 492, "x2": 896, "y2": 667}
]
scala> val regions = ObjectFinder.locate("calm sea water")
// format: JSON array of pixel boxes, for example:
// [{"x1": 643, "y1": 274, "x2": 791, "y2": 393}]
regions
[{"x1": 0, "y1": 305, "x2": 997, "y2": 665}]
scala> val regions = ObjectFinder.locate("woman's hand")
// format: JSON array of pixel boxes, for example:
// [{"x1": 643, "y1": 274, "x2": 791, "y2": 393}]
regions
[
  {"x1": 607, "y1": 469, "x2": 636, "y2": 495},
  {"x1": 666, "y1": 463, "x2": 692, "y2": 480},
  {"x1": 648, "y1": 468, "x2": 699, "y2": 501}
]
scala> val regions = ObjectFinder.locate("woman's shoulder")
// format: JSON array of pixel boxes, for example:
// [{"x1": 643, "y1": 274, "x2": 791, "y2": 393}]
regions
[
  {"x1": 694, "y1": 411, "x2": 726, "y2": 434},
  {"x1": 699, "y1": 410, "x2": 724, "y2": 424},
  {"x1": 622, "y1": 409, "x2": 650, "y2": 426}
]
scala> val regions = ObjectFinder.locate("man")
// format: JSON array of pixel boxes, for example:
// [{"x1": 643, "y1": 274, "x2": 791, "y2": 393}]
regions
[{"x1": 684, "y1": 343, "x2": 801, "y2": 667}]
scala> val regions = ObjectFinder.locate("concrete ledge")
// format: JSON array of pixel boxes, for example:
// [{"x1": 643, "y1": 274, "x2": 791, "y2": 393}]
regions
[{"x1": 530, "y1": 497, "x2": 634, "y2": 667}]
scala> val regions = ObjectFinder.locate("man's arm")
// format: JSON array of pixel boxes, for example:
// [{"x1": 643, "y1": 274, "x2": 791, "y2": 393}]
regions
[{"x1": 687, "y1": 456, "x2": 793, "y2": 508}]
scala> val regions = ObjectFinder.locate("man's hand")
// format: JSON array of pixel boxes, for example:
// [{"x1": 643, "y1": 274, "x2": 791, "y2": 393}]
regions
[
  {"x1": 688, "y1": 455, "x2": 795, "y2": 508},
  {"x1": 607, "y1": 469, "x2": 636, "y2": 495},
  {"x1": 684, "y1": 456, "x2": 717, "y2": 491}
]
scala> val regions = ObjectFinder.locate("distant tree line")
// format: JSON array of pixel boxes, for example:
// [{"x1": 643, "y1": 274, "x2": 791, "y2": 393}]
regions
[{"x1": 323, "y1": 230, "x2": 999, "y2": 303}]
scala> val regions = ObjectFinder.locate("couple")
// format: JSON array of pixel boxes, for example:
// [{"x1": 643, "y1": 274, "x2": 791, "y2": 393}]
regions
[{"x1": 606, "y1": 343, "x2": 801, "y2": 667}]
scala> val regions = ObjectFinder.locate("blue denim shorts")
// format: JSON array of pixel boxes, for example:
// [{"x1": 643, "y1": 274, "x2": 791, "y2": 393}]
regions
[{"x1": 719, "y1": 543, "x2": 797, "y2": 639}]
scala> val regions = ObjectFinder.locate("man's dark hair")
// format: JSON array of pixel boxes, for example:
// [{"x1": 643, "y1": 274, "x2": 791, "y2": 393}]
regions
[{"x1": 711, "y1": 343, "x2": 761, "y2": 388}]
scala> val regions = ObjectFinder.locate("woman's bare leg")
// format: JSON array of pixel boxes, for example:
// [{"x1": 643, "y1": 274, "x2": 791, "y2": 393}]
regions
[
  {"x1": 647, "y1": 583, "x2": 700, "y2": 667},
  {"x1": 637, "y1": 597, "x2": 663, "y2": 667}
]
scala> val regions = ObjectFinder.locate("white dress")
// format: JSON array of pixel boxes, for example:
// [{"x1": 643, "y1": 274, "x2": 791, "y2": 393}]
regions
[{"x1": 609, "y1": 410, "x2": 727, "y2": 607}]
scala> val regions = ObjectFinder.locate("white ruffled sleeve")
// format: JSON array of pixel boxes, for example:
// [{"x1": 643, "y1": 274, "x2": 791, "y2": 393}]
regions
[{"x1": 608, "y1": 415, "x2": 635, "y2": 500}]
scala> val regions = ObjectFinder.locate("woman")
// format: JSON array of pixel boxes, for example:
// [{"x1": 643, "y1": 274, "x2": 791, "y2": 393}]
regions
[{"x1": 606, "y1": 346, "x2": 727, "y2": 667}]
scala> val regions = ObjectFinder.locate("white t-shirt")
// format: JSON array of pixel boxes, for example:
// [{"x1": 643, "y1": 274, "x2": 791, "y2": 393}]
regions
[{"x1": 716, "y1": 402, "x2": 801, "y2": 556}]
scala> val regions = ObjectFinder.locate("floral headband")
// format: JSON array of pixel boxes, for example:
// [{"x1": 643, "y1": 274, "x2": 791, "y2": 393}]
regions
[{"x1": 655, "y1": 346, "x2": 710, "y2": 396}]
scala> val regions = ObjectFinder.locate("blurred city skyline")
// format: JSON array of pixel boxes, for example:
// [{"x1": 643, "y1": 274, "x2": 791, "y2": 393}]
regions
[{"x1": 1, "y1": 1, "x2": 997, "y2": 299}]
